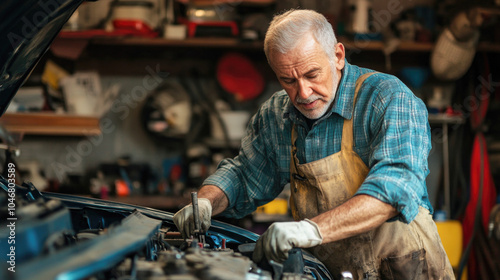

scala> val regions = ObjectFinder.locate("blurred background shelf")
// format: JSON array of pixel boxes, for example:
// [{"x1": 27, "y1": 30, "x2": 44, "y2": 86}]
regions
[
  {"x1": 339, "y1": 37, "x2": 434, "y2": 52},
  {"x1": 92, "y1": 37, "x2": 264, "y2": 49},
  {"x1": 428, "y1": 113, "x2": 466, "y2": 124},
  {"x1": 0, "y1": 113, "x2": 100, "y2": 136},
  {"x1": 56, "y1": 33, "x2": 500, "y2": 53}
]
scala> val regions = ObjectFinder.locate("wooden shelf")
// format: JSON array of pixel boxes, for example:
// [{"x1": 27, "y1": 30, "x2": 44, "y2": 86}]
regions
[
  {"x1": 57, "y1": 32, "x2": 500, "y2": 53},
  {"x1": 339, "y1": 37, "x2": 500, "y2": 53},
  {"x1": 0, "y1": 113, "x2": 100, "y2": 136},
  {"x1": 94, "y1": 36, "x2": 264, "y2": 49},
  {"x1": 57, "y1": 33, "x2": 265, "y2": 50},
  {"x1": 98, "y1": 37, "x2": 433, "y2": 52},
  {"x1": 340, "y1": 37, "x2": 434, "y2": 52}
]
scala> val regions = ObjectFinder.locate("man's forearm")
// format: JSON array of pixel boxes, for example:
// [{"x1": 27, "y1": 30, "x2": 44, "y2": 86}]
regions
[
  {"x1": 310, "y1": 194, "x2": 397, "y2": 244},
  {"x1": 198, "y1": 184, "x2": 229, "y2": 216}
]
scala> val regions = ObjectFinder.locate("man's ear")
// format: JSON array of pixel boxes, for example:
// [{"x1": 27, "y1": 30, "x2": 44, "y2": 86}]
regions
[{"x1": 334, "y1": 43, "x2": 345, "y2": 71}]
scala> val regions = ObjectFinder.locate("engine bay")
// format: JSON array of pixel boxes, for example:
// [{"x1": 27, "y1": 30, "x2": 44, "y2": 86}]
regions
[{"x1": 0, "y1": 180, "x2": 332, "y2": 280}]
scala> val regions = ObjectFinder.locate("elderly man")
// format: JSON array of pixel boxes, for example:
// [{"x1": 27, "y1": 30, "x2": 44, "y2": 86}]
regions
[{"x1": 174, "y1": 9, "x2": 453, "y2": 279}]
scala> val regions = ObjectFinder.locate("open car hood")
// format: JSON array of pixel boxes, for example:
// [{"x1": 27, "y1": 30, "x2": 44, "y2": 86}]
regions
[{"x1": 0, "y1": 0, "x2": 85, "y2": 116}]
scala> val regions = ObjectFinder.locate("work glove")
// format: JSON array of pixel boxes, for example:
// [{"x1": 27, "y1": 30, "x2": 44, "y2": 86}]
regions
[
  {"x1": 173, "y1": 198, "x2": 212, "y2": 239},
  {"x1": 253, "y1": 219, "x2": 323, "y2": 263}
]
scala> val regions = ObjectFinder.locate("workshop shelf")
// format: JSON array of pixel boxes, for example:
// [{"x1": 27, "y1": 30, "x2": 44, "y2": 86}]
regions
[
  {"x1": 428, "y1": 113, "x2": 466, "y2": 124},
  {"x1": 340, "y1": 37, "x2": 434, "y2": 52},
  {"x1": 56, "y1": 33, "x2": 500, "y2": 53},
  {"x1": 57, "y1": 33, "x2": 265, "y2": 50},
  {"x1": 0, "y1": 113, "x2": 101, "y2": 136}
]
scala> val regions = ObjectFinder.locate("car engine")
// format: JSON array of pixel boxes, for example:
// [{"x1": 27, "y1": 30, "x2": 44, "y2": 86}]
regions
[{"x1": 0, "y1": 180, "x2": 332, "y2": 280}]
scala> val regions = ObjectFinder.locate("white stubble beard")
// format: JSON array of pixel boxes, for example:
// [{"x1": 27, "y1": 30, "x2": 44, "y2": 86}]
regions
[{"x1": 295, "y1": 66, "x2": 339, "y2": 120}]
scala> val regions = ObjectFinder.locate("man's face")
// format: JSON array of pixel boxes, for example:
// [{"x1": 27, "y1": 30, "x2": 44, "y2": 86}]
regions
[{"x1": 270, "y1": 35, "x2": 345, "y2": 119}]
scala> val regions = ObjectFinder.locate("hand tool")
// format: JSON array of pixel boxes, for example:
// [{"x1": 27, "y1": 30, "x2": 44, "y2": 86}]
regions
[{"x1": 191, "y1": 192, "x2": 206, "y2": 246}]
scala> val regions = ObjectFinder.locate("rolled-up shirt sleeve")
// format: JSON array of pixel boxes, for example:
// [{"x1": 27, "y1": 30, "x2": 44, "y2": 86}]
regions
[
  {"x1": 356, "y1": 88, "x2": 432, "y2": 224},
  {"x1": 202, "y1": 106, "x2": 285, "y2": 219}
]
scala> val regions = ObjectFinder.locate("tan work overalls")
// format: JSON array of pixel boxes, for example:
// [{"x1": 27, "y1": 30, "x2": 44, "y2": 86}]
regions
[{"x1": 289, "y1": 73, "x2": 454, "y2": 279}]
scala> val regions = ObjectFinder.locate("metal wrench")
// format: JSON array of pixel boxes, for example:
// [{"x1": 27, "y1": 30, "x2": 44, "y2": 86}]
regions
[{"x1": 191, "y1": 192, "x2": 206, "y2": 246}]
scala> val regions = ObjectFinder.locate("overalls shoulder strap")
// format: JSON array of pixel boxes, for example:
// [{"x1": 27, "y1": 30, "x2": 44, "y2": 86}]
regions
[{"x1": 341, "y1": 72, "x2": 378, "y2": 151}]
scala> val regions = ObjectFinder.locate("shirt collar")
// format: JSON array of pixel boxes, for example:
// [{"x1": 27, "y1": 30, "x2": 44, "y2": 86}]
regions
[
  {"x1": 283, "y1": 60, "x2": 360, "y2": 123},
  {"x1": 330, "y1": 59, "x2": 358, "y2": 120}
]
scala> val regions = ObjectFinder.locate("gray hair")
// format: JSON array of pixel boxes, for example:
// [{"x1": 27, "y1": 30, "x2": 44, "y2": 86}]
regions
[{"x1": 264, "y1": 9, "x2": 337, "y2": 65}]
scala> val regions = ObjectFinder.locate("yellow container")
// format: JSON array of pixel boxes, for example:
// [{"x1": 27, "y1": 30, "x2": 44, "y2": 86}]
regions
[
  {"x1": 255, "y1": 198, "x2": 288, "y2": 215},
  {"x1": 436, "y1": 220, "x2": 466, "y2": 279}
]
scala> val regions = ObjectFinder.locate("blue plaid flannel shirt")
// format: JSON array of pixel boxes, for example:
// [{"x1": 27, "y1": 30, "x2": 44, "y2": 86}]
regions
[{"x1": 203, "y1": 61, "x2": 433, "y2": 223}]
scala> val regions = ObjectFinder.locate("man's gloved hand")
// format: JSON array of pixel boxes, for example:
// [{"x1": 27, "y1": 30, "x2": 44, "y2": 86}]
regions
[
  {"x1": 253, "y1": 219, "x2": 323, "y2": 263},
  {"x1": 173, "y1": 198, "x2": 212, "y2": 239}
]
